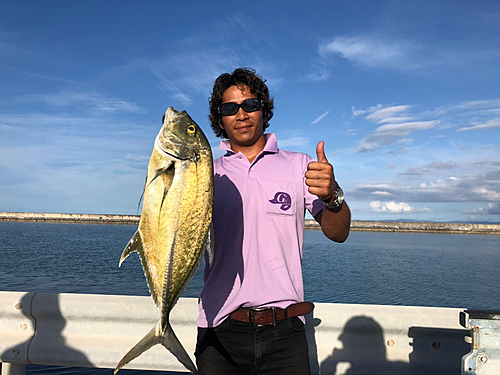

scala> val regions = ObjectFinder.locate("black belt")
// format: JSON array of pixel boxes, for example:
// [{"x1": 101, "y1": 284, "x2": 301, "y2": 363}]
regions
[{"x1": 230, "y1": 302, "x2": 314, "y2": 327}]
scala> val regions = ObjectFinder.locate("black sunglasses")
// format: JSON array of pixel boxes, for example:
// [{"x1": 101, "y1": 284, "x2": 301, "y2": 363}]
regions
[{"x1": 218, "y1": 98, "x2": 264, "y2": 117}]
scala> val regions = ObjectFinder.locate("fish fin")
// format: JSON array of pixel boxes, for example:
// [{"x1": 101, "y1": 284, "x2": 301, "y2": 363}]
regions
[
  {"x1": 119, "y1": 231, "x2": 142, "y2": 267},
  {"x1": 147, "y1": 160, "x2": 175, "y2": 192},
  {"x1": 137, "y1": 173, "x2": 148, "y2": 214},
  {"x1": 158, "y1": 168, "x2": 174, "y2": 226},
  {"x1": 114, "y1": 322, "x2": 161, "y2": 374},
  {"x1": 119, "y1": 231, "x2": 162, "y2": 306},
  {"x1": 204, "y1": 222, "x2": 215, "y2": 268},
  {"x1": 114, "y1": 321, "x2": 198, "y2": 375},
  {"x1": 161, "y1": 322, "x2": 198, "y2": 375},
  {"x1": 138, "y1": 162, "x2": 170, "y2": 214}
]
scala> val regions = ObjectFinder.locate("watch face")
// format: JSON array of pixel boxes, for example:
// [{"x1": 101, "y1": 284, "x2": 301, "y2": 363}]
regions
[
  {"x1": 336, "y1": 187, "x2": 344, "y2": 203},
  {"x1": 324, "y1": 186, "x2": 344, "y2": 209}
]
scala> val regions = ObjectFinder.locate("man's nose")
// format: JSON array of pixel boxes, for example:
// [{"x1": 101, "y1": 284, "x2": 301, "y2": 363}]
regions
[{"x1": 235, "y1": 107, "x2": 249, "y2": 119}]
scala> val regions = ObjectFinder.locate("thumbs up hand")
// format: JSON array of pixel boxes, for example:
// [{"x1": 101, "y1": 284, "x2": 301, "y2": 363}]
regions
[{"x1": 305, "y1": 141, "x2": 337, "y2": 201}]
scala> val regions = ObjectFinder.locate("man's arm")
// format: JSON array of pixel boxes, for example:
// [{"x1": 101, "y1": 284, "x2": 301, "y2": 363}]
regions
[
  {"x1": 305, "y1": 141, "x2": 351, "y2": 243},
  {"x1": 314, "y1": 198, "x2": 351, "y2": 242}
]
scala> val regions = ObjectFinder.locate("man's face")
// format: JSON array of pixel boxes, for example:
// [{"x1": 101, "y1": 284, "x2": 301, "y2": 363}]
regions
[{"x1": 220, "y1": 85, "x2": 264, "y2": 148}]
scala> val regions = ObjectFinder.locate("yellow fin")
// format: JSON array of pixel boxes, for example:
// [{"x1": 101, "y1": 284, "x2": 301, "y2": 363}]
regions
[{"x1": 119, "y1": 231, "x2": 142, "y2": 267}]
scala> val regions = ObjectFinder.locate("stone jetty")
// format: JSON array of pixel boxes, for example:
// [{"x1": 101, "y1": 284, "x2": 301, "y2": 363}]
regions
[
  {"x1": 1, "y1": 212, "x2": 499, "y2": 234},
  {"x1": 0, "y1": 212, "x2": 139, "y2": 225},
  {"x1": 305, "y1": 219, "x2": 500, "y2": 234}
]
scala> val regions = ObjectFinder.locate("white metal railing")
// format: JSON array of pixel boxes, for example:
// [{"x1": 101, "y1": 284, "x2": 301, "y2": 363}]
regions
[{"x1": 0, "y1": 291, "x2": 472, "y2": 374}]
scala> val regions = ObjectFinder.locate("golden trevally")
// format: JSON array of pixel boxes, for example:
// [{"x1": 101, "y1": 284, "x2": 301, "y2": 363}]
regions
[{"x1": 115, "y1": 107, "x2": 214, "y2": 374}]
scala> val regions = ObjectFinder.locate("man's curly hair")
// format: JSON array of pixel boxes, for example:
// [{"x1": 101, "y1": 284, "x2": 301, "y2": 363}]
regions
[{"x1": 209, "y1": 67, "x2": 274, "y2": 138}]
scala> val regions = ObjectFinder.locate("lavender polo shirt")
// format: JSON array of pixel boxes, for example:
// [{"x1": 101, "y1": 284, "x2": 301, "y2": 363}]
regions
[{"x1": 197, "y1": 133, "x2": 324, "y2": 328}]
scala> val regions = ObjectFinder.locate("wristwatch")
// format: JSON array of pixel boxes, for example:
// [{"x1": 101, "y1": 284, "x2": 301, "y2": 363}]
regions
[{"x1": 323, "y1": 184, "x2": 344, "y2": 209}]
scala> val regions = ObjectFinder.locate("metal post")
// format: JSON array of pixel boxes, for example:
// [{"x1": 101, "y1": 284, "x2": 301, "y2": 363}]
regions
[
  {"x1": 1, "y1": 363, "x2": 26, "y2": 375},
  {"x1": 461, "y1": 310, "x2": 500, "y2": 374}
]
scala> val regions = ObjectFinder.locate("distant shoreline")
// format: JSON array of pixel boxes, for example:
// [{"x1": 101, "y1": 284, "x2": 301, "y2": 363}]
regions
[{"x1": 1, "y1": 211, "x2": 499, "y2": 235}]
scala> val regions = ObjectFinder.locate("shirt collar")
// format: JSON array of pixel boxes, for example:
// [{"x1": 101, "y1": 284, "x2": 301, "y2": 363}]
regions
[{"x1": 219, "y1": 133, "x2": 279, "y2": 155}]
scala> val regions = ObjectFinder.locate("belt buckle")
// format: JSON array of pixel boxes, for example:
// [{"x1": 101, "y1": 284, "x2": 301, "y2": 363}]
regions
[{"x1": 249, "y1": 307, "x2": 278, "y2": 327}]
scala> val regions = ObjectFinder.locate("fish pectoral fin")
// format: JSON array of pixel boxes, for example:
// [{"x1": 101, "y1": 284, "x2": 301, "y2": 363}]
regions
[
  {"x1": 161, "y1": 322, "x2": 198, "y2": 375},
  {"x1": 146, "y1": 159, "x2": 175, "y2": 190},
  {"x1": 114, "y1": 322, "x2": 161, "y2": 374},
  {"x1": 119, "y1": 231, "x2": 143, "y2": 267},
  {"x1": 204, "y1": 222, "x2": 215, "y2": 269}
]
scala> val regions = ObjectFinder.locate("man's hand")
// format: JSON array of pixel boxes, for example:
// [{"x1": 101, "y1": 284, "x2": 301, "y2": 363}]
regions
[
  {"x1": 306, "y1": 141, "x2": 351, "y2": 242},
  {"x1": 305, "y1": 141, "x2": 336, "y2": 201}
]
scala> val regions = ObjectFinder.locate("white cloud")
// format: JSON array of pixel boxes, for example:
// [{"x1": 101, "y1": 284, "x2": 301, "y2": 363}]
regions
[
  {"x1": 464, "y1": 203, "x2": 500, "y2": 215},
  {"x1": 17, "y1": 91, "x2": 147, "y2": 114},
  {"x1": 353, "y1": 160, "x2": 500, "y2": 206},
  {"x1": 311, "y1": 111, "x2": 329, "y2": 125},
  {"x1": 371, "y1": 191, "x2": 393, "y2": 196},
  {"x1": 353, "y1": 103, "x2": 441, "y2": 152},
  {"x1": 302, "y1": 60, "x2": 330, "y2": 83},
  {"x1": 458, "y1": 118, "x2": 500, "y2": 132},
  {"x1": 357, "y1": 120, "x2": 439, "y2": 152},
  {"x1": 366, "y1": 105, "x2": 414, "y2": 123},
  {"x1": 472, "y1": 187, "x2": 500, "y2": 201},
  {"x1": 375, "y1": 121, "x2": 438, "y2": 136},
  {"x1": 351, "y1": 106, "x2": 365, "y2": 117},
  {"x1": 318, "y1": 36, "x2": 419, "y2": 69},
  {"x1": 354, "y1": 98, "x2": 500, "y2": 153},
  {"x1": 453, "y1": 99, "x2": 500, "y2": 111},
  {"x1": 419, "y1": 177, "x2": 460, "y2": 190},
  {"x1": 369, "y1": 201, "x2": 431, "y2": 213}
]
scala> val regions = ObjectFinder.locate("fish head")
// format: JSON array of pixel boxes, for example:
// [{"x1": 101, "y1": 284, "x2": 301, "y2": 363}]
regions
[{"x1": 156, "y1": 107, "x2": 211, "y2": 161}]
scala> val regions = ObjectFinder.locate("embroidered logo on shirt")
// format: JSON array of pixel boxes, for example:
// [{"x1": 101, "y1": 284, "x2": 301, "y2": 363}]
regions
[{"x1": 269, "y1": 192, "x2": 292, "y2": 211}]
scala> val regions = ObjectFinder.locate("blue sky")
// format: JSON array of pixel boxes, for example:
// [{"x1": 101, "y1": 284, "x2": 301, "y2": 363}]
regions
[{"x1": 1, "y1": 0, "x2": 499, "y2": 222}]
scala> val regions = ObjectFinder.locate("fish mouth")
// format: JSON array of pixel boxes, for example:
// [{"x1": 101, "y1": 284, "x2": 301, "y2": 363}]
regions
[
  {"x1": 161, "y1": 107, "x2": 179, "y2": 124},
  {"x1": 165, "y1": 107, "x2": 178, "y2": 120}
]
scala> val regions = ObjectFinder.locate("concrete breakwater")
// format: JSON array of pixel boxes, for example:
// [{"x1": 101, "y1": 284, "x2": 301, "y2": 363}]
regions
[
  {"x1": 1, "y1": 212, "x2": 499, "y2": 234},
  {"x1": 355, "y1": 220, "x2": 500, "y2": 234},
  {"x1": 305, "y1": 219, "x2": 500, "y2": 234},
  {"x1": 0, "y1": 211, "x2": 140, "y2": 225}
]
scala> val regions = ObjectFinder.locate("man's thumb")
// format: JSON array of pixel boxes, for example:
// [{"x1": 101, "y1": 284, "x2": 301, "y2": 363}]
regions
[{"x1": 316, "y1": 141, "x2": 328, "y2": 163}]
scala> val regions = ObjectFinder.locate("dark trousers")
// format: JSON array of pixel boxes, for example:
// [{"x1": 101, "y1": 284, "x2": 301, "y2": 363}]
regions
[{"x1": 195, "y1": 316, "x2": 311, "y2": 375}]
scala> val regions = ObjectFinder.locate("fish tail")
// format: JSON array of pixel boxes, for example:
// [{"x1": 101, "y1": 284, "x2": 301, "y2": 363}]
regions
[
  {"x1": 114, "y1": 321, "x2": 198, "y2": 375},
  {"x1": 114, "y1": 322, "x2": 161, "y2": 374},
  {"x1": 161, "y1": 322, "x2": 198, "y2": 374}
]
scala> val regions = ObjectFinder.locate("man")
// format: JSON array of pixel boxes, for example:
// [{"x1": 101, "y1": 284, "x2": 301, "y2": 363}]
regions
[{"x1": 195, "y1": 67, "x2": 351, "y2": 374}]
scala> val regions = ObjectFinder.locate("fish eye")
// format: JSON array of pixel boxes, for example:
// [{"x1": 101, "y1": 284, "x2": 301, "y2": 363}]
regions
[{"x1": 187, "y1": 125, "x2": 196, "y2": 134}]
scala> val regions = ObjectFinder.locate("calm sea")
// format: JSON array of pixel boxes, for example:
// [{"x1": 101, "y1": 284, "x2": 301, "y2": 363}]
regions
[{"x1": 1, "y1": 221, "x2": 499, "y2": 373}]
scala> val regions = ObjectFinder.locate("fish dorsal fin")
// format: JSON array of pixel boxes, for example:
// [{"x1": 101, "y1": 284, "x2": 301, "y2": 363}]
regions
[{"x1": 119, "y1": 231, "x2": 142, "y2": 267}]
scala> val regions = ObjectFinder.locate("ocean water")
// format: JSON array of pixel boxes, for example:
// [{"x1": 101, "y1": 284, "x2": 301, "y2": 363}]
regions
[{"x1": 1, "y1": 221, "x2": 499, "y2": 373}]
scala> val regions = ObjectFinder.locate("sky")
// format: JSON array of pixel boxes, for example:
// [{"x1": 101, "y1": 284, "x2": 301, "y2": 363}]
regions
[{"x1": 1, "y1": 0, "x2": 499, "y2": 223}]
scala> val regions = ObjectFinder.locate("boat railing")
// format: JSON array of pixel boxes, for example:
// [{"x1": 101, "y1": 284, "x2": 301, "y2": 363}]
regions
[{"x1": 0, "y1": 291, "x2": 497, "y2": 374}]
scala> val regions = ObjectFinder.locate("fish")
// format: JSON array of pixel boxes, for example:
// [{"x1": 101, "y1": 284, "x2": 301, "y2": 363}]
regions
[{"x1": 114, "y1": 107, "x2": 214, "y2": 374}]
